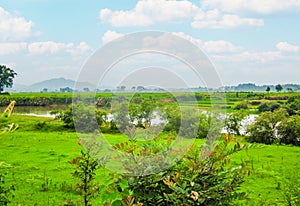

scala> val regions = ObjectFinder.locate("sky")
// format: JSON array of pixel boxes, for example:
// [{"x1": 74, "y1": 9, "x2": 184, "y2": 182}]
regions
[{"x1": 0, "y1": 0, "x2": 300, "y2": 87}]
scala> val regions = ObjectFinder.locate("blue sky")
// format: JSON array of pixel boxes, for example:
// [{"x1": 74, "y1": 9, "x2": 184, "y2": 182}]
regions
[{"x1": 0, "y1": 0, "x2": 300, "y2": 87}]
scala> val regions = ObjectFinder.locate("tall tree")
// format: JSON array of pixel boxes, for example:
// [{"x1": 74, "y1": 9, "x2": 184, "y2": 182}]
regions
[
  {"x1": 266, "y1": 86, "x2": 271, "y2": 92},
  {"x1": 0, "y1": 65, "x2": 17, "y2": 93},
  {"x1": 275, "y1": 84, "x2": 283, "y2": 92}
]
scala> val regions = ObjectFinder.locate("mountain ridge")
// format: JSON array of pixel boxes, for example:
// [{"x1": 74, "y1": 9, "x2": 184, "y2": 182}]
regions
[{"x1": 11, "y1": 77, "x2": 95, "y2": 92}]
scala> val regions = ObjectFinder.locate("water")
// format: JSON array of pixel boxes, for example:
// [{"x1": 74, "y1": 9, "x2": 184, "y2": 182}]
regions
[{"x1": 1, "y1": 106, "x2": 67, "y2": 118}]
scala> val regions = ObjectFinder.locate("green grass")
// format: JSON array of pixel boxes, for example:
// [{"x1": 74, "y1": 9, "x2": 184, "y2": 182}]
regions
[
  {"x1": 231, "y1": 142, "x2": 300, "y2": 205},
  {"x1": 1, "y1": 109, "x2": 300, "y2": 205},
  {"x1": 0, "y1": 131, "x2": 80, "y2": 205}
]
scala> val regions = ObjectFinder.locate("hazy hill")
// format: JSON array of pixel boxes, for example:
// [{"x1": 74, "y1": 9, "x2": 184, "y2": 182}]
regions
[{"x1": 11, "y1": 78, "x2": 95, "y2": 92}]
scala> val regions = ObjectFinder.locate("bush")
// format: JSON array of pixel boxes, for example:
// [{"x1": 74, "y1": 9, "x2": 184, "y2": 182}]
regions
[
  {"x1": 258, "y1": 102, "x2": 281, "y2": 112},
  {"x1": 284, "y1": 98, "x2": 300, "y2": 116},
  {"x1": 52, "y1": 104, "x2": 107, "y2": 133},
  {"x1": 162, "y1": 105, "x2": 212, "y2": 139},
  {"x1": 234, "y1": 102, "x2": 248, "y2": 110},
  {"x1": 125, "y1": 135, "x2": 249, "y2": 205},
  {"x1": 246, "y1": 109, "x2": 288, "y2": 144},
  {"x1": 278, "y1": 115, "x2": 300, "y2": 146}
]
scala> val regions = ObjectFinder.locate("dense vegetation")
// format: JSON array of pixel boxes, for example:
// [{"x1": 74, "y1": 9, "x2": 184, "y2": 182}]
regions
[{"x1": 0, "y1": 92, "x2": 300, "y2": 205}]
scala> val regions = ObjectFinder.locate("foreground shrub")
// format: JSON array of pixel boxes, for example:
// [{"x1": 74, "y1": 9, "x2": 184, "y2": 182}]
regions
[{"x1": 122, "y1": 135, "x2": 249, "y2": 205}]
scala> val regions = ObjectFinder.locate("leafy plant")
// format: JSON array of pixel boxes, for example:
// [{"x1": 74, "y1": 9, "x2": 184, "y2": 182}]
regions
[
  {"x1": 119, "y1": 135, "x2": 250, "y2": 205},
  {"x1": 69, "y1": 150, "x2": 99, "y2": 206}
]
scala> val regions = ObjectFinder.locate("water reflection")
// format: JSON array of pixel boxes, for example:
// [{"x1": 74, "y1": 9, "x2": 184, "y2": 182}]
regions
[{"x1": 1, "y1": 106, "x2": 68, "y2": 118}]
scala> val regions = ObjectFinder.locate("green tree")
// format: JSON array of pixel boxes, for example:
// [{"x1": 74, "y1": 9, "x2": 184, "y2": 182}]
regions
[
  {"x1": 275, "y1": 84, "x2": 283, "y2": 92},
  {"x1": 0, "y1": 65, "x2": 17, "y2": 93},
  {"x1": 225, "y1": 111, "x2": 246, "y2": 135},
  {"x1": 266, "y1": 86, "x2": 271, "y2": 92},
  {"x1": 278, "y1": 115, "x2": 300, "y2": 146},
  {"x1": 247, "y1": 109, "x2": 288, "y2": 144},
  {"x1": 111, "y1": 102, "x2": 131, "y2": 132}
]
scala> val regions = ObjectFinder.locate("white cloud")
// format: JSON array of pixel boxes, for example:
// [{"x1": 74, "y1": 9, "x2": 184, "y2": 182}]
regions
[
  {"x1": 276, "y1": 42, "x2": 300, "y2": 53},
  {"x1": 213, "y1": 51, "x2": 282, "y2": 63},
  {"x1": 0, "y1": 7, "x2": 34, "y2": 41},
  {"x1": 203, "y1": 40, "x2": 242, "y2": 53},
  {"x1": 173, "y1": 32, "x2": 242, "y2": 53},
  {"x1": 68, "y1": 42, "x2": 91, "y2": 56},
  {"x1": 201, "y1": 0, "x2": 300, "y2": 14},
  {"x1": 99, "y1": 0, "x2": 199, "y2": 27},
  {"x1": 28, "y1": 41, "x2": 91, "y2": 55},
  {"x1": 0, "y1": 42, "x2": 27, "y2": 55},
  {"x1": 102, "y1": 30, "x2": 124, "y2": 44},
  {"x1": 192, "y1": 9, "x2": 264, "y2": 29},
  {"x1": 99, "y1": 1, "x2": 265, "y2": 29}
]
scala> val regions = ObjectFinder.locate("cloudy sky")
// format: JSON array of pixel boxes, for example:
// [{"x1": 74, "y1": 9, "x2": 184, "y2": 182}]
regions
[{"x1": 0, "y1": 0, "x2": 300, "y2": 87}]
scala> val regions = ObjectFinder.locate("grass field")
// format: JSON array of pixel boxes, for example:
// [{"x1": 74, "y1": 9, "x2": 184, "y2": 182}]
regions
[
  {"x1": 2, "y1": 91, "x2": 300, "y2": 107},
  {"x1": 0, "y1": 114, "x2": 299, "y2": 205}
]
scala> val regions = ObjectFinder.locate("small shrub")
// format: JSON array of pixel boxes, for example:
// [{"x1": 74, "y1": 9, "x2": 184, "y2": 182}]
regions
[{"x1": 69, "y1": 150, "x2": 99, "y2": 206}]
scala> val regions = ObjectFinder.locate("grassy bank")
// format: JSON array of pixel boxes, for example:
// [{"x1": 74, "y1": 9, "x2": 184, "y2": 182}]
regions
[{"x1": 1, "y1": 91, "x2": 299, "y2": 109}]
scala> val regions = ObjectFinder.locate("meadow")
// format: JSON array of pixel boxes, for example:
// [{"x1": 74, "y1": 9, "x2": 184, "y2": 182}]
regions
[{"x1": 0, "y1": 92, "x2": 300, "y2": 205}]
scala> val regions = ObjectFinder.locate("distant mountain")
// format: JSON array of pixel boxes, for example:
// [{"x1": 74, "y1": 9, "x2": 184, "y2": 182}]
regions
[{"x1": 11, "y1": 78, "x2": 96, "y2": 92}]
